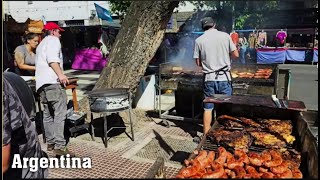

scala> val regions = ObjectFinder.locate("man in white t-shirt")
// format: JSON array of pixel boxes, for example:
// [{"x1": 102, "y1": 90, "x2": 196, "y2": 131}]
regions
[
  {"x1": 193, "y1": 17, "x2": 239, "y2": 138},
  {"x1": 35, "y1": 22, "x2": 75, "y2": 157}
]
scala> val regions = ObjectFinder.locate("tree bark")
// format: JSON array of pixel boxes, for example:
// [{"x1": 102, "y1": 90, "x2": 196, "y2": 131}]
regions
[{"x1": 94, "y1": 1, "x2": 179, "y2": 92}]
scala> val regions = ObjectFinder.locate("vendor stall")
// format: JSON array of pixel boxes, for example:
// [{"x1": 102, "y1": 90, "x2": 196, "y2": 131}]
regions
[{"x1": 256, "y1": 47, "x2": 286, "y2": 64}]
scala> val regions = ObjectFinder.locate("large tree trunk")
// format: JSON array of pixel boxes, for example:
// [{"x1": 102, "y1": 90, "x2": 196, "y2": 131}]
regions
[{"x1": 94, "y1": 1, "x2": 179, "y2": 92}]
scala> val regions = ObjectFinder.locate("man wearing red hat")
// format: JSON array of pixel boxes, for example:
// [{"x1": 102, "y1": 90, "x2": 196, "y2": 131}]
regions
[{"x1": 35, "y1": 22, "x2": 75, "y2": 157}]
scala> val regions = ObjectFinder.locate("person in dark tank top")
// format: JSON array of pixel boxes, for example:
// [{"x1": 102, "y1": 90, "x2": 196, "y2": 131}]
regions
[{"x1": 14, "y1": 32, "x2": 39, "y2": 76}]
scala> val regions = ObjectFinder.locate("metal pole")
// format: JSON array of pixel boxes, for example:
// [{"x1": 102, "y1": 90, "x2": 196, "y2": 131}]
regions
[
  {"x1": 104, "y1": 113, "x2": 108, "y2": 148},
  {"x1": 128, "y1": 92, "x2": 134, "y2": 141}
]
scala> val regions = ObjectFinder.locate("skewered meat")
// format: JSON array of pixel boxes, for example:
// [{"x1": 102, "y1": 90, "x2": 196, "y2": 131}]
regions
[{"x1": 250, "y1": 131, "x2": 286, "y2": 148}]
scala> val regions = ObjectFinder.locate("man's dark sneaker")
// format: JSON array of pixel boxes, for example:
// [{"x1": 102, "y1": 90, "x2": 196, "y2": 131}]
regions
[
  {"x1": 47, "y1": 144, "x2": 55, "y2": 151},
  {"x1": 54, "y1": 148, "x2": 75, "y2": 157}
]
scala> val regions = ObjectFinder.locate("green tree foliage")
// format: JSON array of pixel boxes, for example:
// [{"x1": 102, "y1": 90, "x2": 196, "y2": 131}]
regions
[
  {"x1": 190, "y1": 1, "x2": 279, "y2": 29},
  {"x1": 109, "y1": 1, "x2": 131, "y2": 21},
  {"x1": 109, "y1": 1, "x2": 189, "y2": 20}
]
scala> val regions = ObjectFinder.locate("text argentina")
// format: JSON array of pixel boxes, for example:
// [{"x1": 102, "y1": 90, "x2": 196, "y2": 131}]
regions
[{"x1": 12, "y1": 154, "x2": 92, "y2": 172}]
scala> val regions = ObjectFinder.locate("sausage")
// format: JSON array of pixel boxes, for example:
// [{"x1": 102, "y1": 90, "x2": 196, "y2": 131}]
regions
[
  {"x1": 246, "y1": 165, "x2": 261, "y2": 179},
  {"x1": 248, "y1": 152, "x2": 263, "y2": 166},
  {"x1": 215, "y1": 147, "x2": 228, "y2": 165},
  {"x1": 261, "y1": 172, "x2": 275, "y2": 179},
  {"x1": 264, "y1": 150, "x2": 283, "y2": 167},
  {"x1": 202, "y1": 161, "x2": 225, "y2": 178},
  {"x1": 291, "y1": 168, "x2": 303, "y2": 178},
  {"x1": 234, "y1": 166, "x2": 247, "y2": 178}
]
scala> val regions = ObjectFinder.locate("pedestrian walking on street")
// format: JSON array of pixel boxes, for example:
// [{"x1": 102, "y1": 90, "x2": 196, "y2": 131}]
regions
[
  {"x1": 193, "y1": 17, "x2": 239, "y2": 139},
  {"x1": 35, "y1": 22, "x2": 75, "y2": 157}
]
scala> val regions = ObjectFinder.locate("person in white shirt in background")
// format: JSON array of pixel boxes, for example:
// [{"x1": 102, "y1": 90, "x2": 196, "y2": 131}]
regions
[{"x1": 35, "y1": 22, "x2": 75, "y2": 157}]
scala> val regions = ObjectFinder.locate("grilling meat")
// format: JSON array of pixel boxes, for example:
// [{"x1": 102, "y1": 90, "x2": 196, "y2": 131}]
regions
[
  {"x1": 176, "y1": 148, "x2": 302, "y2": 179},
  {"x1": 250, "y1": 132, "x2": 286, "y2": 148},
  {"x1": 207, "y1": 129, "x2": 244, "y2": 143},
  {"x1": 239, "y1": 117, "x2": 262, "y2": 128},
  {"x1": 226, "y1": 134, "x2": 252, "y2": 151},
  {"x1": 260, "y1": 119, "x2": 292, "y2": 135},
  {"x1": 221, "y1": 120, "x2": 245, "y2": 128},
  {"x1": 260, "y1": 119, "x2": 295, "y2": 144},
  {"x1": 217, "y1": 115, "x2": 244, "y2": 128}
]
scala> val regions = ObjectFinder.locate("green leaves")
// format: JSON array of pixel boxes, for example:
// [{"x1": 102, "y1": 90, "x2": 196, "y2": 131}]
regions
[{"x1": 109, "y1": 1, "x2": 132, "y2": 20}]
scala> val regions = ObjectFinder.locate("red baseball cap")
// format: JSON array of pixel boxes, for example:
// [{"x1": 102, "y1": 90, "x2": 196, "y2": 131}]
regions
[{"x1": 43, "y1": 22, "x2": 65, "y2": 31}]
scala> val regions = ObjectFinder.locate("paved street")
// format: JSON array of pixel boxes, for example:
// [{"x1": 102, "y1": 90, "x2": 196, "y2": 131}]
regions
[{"x1": 278, "y1": 64, "x2": 318, "y2": 111}]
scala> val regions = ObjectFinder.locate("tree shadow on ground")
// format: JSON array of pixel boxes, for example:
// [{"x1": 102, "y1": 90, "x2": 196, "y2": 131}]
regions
[
  {"x1": 90, "y1": 113, "x2": 128, "y2": 143},
  {"x1": 146, "y1": 110, "x2": 203, "y2": 139}
]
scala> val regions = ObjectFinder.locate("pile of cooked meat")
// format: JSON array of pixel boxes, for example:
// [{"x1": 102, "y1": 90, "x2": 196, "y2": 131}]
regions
[
  {"x1": 231, "y1": 68, "x2": 273, "y2": 79},
  {"x1": 207, "y1": 115, "x2": 296, "y2": 151},
  {"x1": 176, "y1": 147, "x2": 302, "y2": 179}
]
